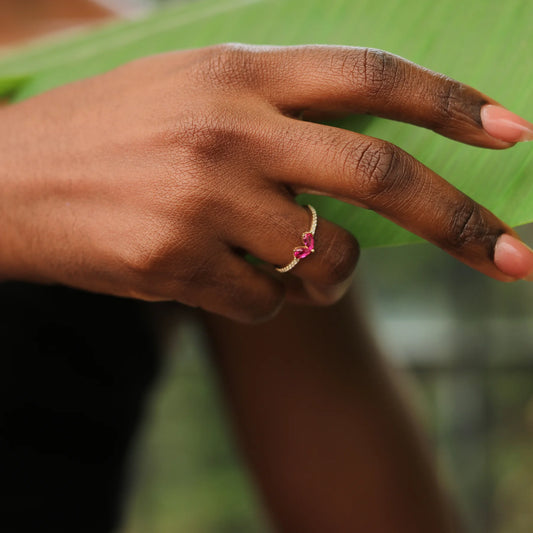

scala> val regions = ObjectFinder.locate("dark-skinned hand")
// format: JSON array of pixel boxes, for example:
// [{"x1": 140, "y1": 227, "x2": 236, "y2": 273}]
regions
[{"x1": 1, "y1": 45, "x2": 532, "y2": 322}]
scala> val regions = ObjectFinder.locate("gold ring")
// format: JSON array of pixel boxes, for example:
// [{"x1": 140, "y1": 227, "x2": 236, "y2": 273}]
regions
[{"x1": 276, "y1": 205, "x2": 317, "y2": 273}]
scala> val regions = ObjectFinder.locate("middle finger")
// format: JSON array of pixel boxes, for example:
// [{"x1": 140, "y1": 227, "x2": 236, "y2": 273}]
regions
[{"x1": 265, "y1": 115, "x2": 517, "y2": 281}]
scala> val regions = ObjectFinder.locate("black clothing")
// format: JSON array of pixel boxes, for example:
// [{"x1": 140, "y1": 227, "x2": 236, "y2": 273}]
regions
[{"x1": 0, "y1": 283, "x2": 159, "y2": 533}]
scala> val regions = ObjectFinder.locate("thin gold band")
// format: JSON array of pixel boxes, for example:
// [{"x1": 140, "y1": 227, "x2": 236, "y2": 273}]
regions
[{"x1": 276, "y1": 205, "x2": 317, "y2": 273}]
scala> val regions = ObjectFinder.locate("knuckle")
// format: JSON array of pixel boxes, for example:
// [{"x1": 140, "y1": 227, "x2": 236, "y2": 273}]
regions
[
  {"x1": 168, "y1": 256, "x2": 218, "y2": 307},
  {"x1": 232, "y1": 280, "x2": 285, "y2": 324},
  {"x1": 121, "y1": 237, "x2": 176, "y2": 280},
  {"x1": 165, "y1": 108, "x2": 238, "y2": 162},
  {"x1": 434, "y1": 78, "x2": 470, "y2": 123},
  {"x1": 341, "y1": 140, "x2": 408, "y2": 201},
  {"x1": 197, "y1": 43, "x2": 260, "y2": 89},
  {"x1": 247, "y1": 290, "x2": 285, "y2": 324},
  {"x1": 445, "y1": 200, "x2": 488, "y2": 250},
  {"x1": 120, "y1": 228, "x2": 209, "y2": 289},
  {"x1": 116, "y1": 245, "x2": 174, "y2": 301},
  {"x1": 357, "y1": 48, "x2": 401, "y2": 97},
  {"x1": 320, "y1": 231, "x2": 360, "y2": 286}
]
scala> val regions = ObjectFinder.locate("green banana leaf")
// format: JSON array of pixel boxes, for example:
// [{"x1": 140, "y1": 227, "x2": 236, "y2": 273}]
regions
[{"x1": 0, "y1": 0, "x2": 531, "y2": 248}]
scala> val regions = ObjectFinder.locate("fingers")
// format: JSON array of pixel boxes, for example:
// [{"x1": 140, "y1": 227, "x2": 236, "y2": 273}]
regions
[
  {"x1": 221, "y1": 191, "x2": 359, "y2": 305},
  {"x1": 266, "y1": 116, "x2": 526, "y2": 281},
  {"x1": 282, "y1": 275, "x2": 357, "y2": 307},
  {"x1": 201, "y1": 243, "x2": 356, "y2": 321},
  {"x1": 224, "y1": 198, "x2": 360, "y2": 290},
  {"x1": 192, "y1": 253, "x2": 285, "y2": 324},
  {"x1": 237, "y1": 45, "x2": 526, "y2": 148}
]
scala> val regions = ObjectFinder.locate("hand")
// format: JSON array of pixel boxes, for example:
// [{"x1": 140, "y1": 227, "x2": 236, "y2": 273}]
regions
[{"x1": 1, "y1": 44, "x2": 532, "y2": 322}]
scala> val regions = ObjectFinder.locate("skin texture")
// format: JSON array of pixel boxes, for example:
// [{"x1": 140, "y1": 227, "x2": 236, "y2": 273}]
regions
[
  {"x1": 203, "y1": 293, "x2": 464, "y2": 533},
  {"x1": 0, "y1": 44, "x2": 529, "y2": 323}
]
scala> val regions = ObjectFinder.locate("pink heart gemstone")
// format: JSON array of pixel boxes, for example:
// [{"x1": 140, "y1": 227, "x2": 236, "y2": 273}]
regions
[
  {"x1": 294, "y1": 246, "x2": 311, "y2": 259},
  {"x1": 302, "y1": 232, "x2": 315, "y2": 250}
]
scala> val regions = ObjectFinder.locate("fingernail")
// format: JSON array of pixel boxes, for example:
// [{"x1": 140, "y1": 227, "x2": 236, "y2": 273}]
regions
[
  {"x1": 494, "y1": 234, "x2": 533, "y2": 280},
  {"x1": 481, "y1": 105, "x2": 533, "y2": 143}
]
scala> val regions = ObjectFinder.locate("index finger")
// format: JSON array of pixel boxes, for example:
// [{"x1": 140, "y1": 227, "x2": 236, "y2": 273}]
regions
[{"x1": 222, "y1": 44, "x2": 533, "y2": 147}]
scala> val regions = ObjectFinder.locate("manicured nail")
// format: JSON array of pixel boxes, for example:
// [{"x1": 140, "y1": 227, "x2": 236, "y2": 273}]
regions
[
  {"x1": 494, "y1": 234, "x2": 533, "y2": 280},
  {"x1": 481, "y1": 105, "x2": 533, "y2": 143}
]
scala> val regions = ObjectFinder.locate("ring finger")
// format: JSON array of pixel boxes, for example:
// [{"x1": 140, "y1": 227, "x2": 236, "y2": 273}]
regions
[{"x1": 225, "y1": 193, "x2": 360, "y2": 289}]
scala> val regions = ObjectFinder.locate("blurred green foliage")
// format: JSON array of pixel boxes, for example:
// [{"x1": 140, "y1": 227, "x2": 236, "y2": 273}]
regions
[{"x1": 0, "y1": 0, "x2": 532, "y2": 247}]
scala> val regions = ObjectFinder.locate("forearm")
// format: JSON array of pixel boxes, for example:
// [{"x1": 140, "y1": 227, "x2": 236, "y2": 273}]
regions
[{"x1": 203, "y1": 291, "x2": 463, "y2": 533}]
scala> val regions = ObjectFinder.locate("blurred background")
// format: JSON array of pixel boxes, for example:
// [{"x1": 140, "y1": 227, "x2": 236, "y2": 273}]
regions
[
  {"x1": 1, "y1": 1, "x2": 532, "y2": 532},
  {"x1": 120, "y1": 230, "x2": 533, "y2": 533}
]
